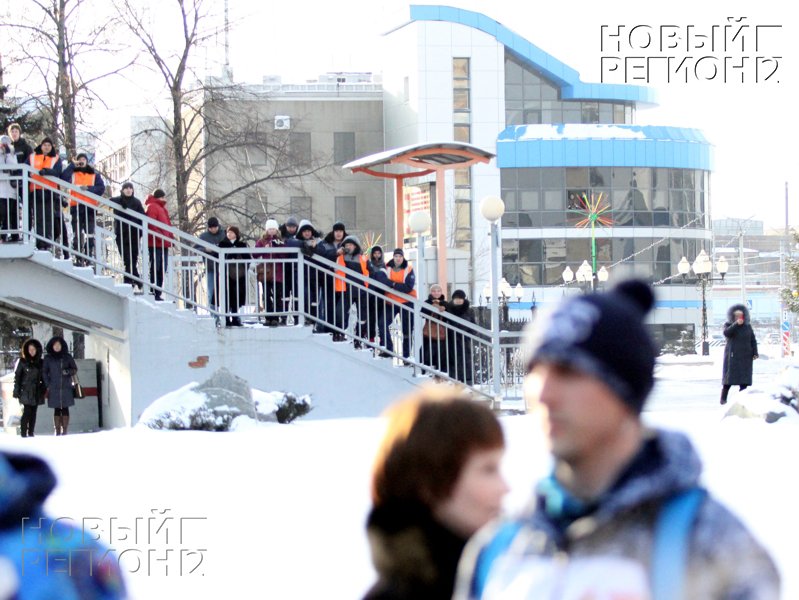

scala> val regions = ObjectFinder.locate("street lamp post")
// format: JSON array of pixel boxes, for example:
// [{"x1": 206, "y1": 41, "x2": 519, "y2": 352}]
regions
[
  {"x1": 677, "y1": 249, "x2": 729, "y2": 356},
  {"x1": 408, "y1": 211, "x2": 432, "y2": 367},
  {"x1": 480, "y1": 196, "x2": 505, "y2": 404}
]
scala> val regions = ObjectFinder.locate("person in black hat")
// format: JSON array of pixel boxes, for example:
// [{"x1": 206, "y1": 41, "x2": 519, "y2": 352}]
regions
[
  {"x1": 110, "y1": 182, "x2": 145, "y2": 289},
  {"x1": 316, "y1": 221, "x2": 349, "y2": 332},
  {"x1": 459, "y1": 280, "x2": 780, "y2": 600},
  {"x1": 279, "y1": 216, "x2": 300, "y2": 308},
  {"x1": 29, "y1": 136, "x2": 63, "y2": 251},
  {"x1": 445, "y1": 289, "x2": 475, "y2": 384},
  {"x1": 60, "y1": 152, "x2": 106, "y2": 264},
  {"x1": 195, "y1": 216, "x2": 226, "y2": 315}
]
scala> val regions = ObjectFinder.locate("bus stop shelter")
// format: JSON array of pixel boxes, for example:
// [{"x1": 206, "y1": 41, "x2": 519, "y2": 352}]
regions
[{"x1": 343, "y1": 142, "x2": 494, "y2": 291}]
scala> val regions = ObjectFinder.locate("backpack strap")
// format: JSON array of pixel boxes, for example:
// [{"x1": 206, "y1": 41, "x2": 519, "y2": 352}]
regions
[
  {"x1": 471, "y1": 521, "x2": 523, "y2": 599},
  {"x1": 651, "y1": 486, "x2": 708, "y2": 600}
]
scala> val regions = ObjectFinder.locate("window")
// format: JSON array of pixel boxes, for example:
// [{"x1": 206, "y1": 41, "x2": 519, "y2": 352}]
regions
[
  {"x1": 243, "y1": 131, "x2": 268, "y2": 166},
  {"x1": 289, "y1": 132, "x2": 311, "y2": 163},
  {"x1": 333, "y1": 132, "x2": 355, "y2": 166},
  {"x1": 290, "y1": 196, "x2": 312, "y2": 220},
  {"x1": 334, "y1": 196, "x2": 356, "y2": 227}
]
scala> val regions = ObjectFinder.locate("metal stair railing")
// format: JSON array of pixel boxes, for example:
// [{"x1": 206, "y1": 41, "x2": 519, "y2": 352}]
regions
[{"x1": 0, "y1": 164, "x2": 527, "y2": 405}]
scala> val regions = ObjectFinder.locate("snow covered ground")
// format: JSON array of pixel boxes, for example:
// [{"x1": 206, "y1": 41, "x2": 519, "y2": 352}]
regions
[{"x1": 1, "y1": 343, "x2": 798, "y2": 599}]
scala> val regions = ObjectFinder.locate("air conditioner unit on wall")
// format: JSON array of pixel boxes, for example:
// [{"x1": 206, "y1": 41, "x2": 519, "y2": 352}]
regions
[{"x1": 274, "y1": 116, "x2": 291, "y2": 130}]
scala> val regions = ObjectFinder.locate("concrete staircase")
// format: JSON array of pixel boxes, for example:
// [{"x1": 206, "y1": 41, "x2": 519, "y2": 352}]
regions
[{"x1": 0, "y1": 243, "x2": 430, "y2": 427}]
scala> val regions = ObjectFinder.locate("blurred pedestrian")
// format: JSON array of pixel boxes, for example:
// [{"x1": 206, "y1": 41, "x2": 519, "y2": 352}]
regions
[{"x1": 365, "y1": 387, "x2": 508, "y2": 599}]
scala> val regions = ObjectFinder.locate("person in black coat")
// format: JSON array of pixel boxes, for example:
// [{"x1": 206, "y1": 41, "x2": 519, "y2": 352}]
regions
[
  {"x1": 111, "y1": 182, "x2": 146, "y2": 289},
  {"x1": 29, "y1": 137, "x2": 63, "y2": 251},
  {"x1": 365, "y1": 390, "x2": 507, "y2": 600},
  {"x1": 445, "y1": 289, "x2": 475, "y2": 384},
  {"x1": 284, "y1": 219, "x2": 323, "y2": 327},
  {"x1": 721, "y1": 303, "x2": 759, "y2": 404},
  {"x1": 42, "y1": 336, "x2": 78, "y2": 435},
  {"x1": 218, "y1": 225, "x2": 250, "y2": 327},
  {"x1": 13, "y1": 338, "x2": 46, "y2": 437},
  {"x1": 7, "y1": 124, "x2": 33, "y2": 243}
]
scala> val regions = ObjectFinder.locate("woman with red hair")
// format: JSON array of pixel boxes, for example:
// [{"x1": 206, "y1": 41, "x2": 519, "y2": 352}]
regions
[{"x1": 364, "y1": 388, "x2": 508, "y2": 599}]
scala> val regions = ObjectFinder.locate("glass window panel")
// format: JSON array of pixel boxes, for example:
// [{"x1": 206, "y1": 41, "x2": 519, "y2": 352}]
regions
[
  {"x1": 453, "y1": 89, "x2": 470, "y2": 110},
  {"x1": 453, "y1": 58, "x2": 469, "y2": 78},
  {"x1": 541, "y1": 168, "x2": 563, "y2": 188},
  {"x1": 612, "y1": 167, "x2": 634, "y2": 189},
  {"x1": 625, "y1": 106, "x2": 633, "y2": 122},
  {"x1": 334, "y1": 196, "x2": 356, "y2": 227},
  {"x1": 518, "y1": 168, "x2": 541, "y2": 189},
  {"x1": 612, "y1": 189, "x2": 633, "y2": 226},
  {"x1": 453, "y1": 112, "x2": 471, "y2": 125},
  {"x1": 633, "y1": 212, "x2": 654, "y2": 226},
  {"x1": 505, "y1": 56, "x2": 523, "y2": 84},
  {"x1": 670, "y1": 191, "x2": 687, "y2": 212},
  {"x1": 544, "y1": 239, "x2": 567, "y2": 262},
  {"x1": 544, "y1": 262, "x2": 567, "y2": 284},
  {"x1": 541, "y1": 108, "x2": 559, "y2": 124},
  {"x1": 596, "y1": 238, "x2": 612, "y2": 262},
  {"x1": 631, "y1": 262, "x2": 655, "y2": 281},
  {"x1": 453, "y1": 125, "x2": 470, "y2": 142},
  {"x1": 505, "y1": 84, "x2": 523, "y2": 100},
  {"x1": 629, "y1": 186, "x2": 651, "y2": 212},
  {"x1": 613, "y1": 238, "x2": 636, "y2": 262},
  {"x1": 670, "y1": 239, "x2": 687, "y2": 263},
  {"x1": 565, "y1": 167, "x2": 589, "y2": 188},
  {"x1": 454, "y1": 78, "x2": 470, "y2": 89},
  {"x1": 504, "y1": 212, "x2": 520, "y2": 227},
  {"x1": 634, "y1": 238, "x2": 655, "y2": 262},
  {"x1": 562, "y1": 106, "x2": 580, "y2": 123},
  {"x1": 500, "y1": 169, "x2": 516, "y2": 189},
  {"x1": 523, "y1": 84, "x2": 541, "y2": 99},
  {"x1": 454, "y1": 188, "x2": 471, "y2": 201},
  {"x1": 542, "y1": 211, "x2": 568, "y2": 226},
  {"x1": 541, "y1": 83, "x2": 558, "y2": 101},
  {"x1": 519, "y1": 239, "x2": 543, "y2": 262},
  {"x1": 682, "y1": 170, "x2": 695, "y2": 190},
  {"x1": 655, "y1": 241, "x2": 670, "y2": 263},
  {"x1": 543, "y1": 189, "x2": 564, "y2": 210},
  {"x1": 333, "y1": 132, "x2": 355, "y2": 165},
  {"x1": 520, "y1": 264, "x2": 542, "y2": 285},
  {"x1": 505, "y1": 110, "x2": 523, "y2": 126},
  {"x1": 503, "y1": 263, "x2": 521, "y2": 284},
  {"x1": 633, "y1": 168, "x2": 653, "y2": 191},
  {"x1": 289, "y1": 132, "x2": 311, "y2": 162},
  {"x1": 523, "y1": 109, "x2": 542, "y2": 124},
  {"x1": 519, "y1": 190, "x2": 540, "y2": 210},
  {"x1": 581, "y1": 102, "x2": 600, "y2": 123},
  {"x1": 590, "y1": 167, "x2": 610, "y2": 187},
  {"x1": 654, "y1": 262, "x2": 672, "y2": 282},
  {"x1": 613, "y1": 104, "x2": 625, "y2": 124},
  {"x1": 501, "y1": 190, "x2": 517, "y2": 211},
  {"x1": 522, "y1": 68, "x2": 541, "y2": 86},
  {"x1": 599, "y1": 103, "x2": 613, "y2": 124},
  {"x1": 669, "y1": 169, "x2": 684, "y2": 189},
  {"x1": 566, "y1": 238, "x2": 590, "y2": 261},
  {"x1": 518, "y1": 211, "x2": 540, "y2": 227}
]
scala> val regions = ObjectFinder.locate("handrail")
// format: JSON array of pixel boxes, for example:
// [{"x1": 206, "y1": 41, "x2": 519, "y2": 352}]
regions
[{"x1": 0, "y1": 163, "x2": 528, "y2": 405}]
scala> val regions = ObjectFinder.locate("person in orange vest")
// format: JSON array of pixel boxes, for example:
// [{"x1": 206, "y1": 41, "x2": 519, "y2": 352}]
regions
[
  {"x1": 332, "y1": 235, "x2": 372, "y2": 343},
  {"x1": 379, "y1": 248, "x2": 417, "y2": 358},
  {"x1": 60, "y1": 152, "x2": 105, "y2": 265},
  {"x1": 28, "y1": 137, "x2": 63, "y2": 251}
]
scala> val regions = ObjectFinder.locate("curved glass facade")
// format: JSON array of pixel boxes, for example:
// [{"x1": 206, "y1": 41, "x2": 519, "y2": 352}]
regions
[
  {"x1": 505, "y1": 54, "x2": 635, "y2": 126},
  {"x1": 502, "y1": 235, "x2": 706, "y2": 286},
  {"x1": 500, "y1": 167, "x2": 708, "y2": 229}
]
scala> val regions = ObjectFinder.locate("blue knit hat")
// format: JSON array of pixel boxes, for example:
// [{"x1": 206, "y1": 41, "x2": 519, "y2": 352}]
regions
[{"x1": 526, "y1": 279, "x2": 657, "y2": 414}]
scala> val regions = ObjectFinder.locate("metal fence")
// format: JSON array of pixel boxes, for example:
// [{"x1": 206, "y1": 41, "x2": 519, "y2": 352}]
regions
[{"x1": 0, "y1": 164, "x2": 530, "y2": 406}]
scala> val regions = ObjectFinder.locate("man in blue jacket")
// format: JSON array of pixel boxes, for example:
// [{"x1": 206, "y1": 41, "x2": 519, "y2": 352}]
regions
[{"x1": 457, "y1": 280, "x2": 780, "y2": 600}]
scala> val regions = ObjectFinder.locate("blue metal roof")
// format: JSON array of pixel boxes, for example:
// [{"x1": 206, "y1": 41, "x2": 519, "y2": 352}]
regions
[
  {"x1": 497, "y1": 124, "x2": 713, "y2": 170},
  {"x1": 409, "y1": 5, "x2": 658, "y2": 106}
]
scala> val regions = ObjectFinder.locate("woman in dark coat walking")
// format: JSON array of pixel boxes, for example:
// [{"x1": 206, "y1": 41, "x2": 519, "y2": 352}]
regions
[
  {"x1": 445, "y1": 289, "x2": 475, "y2": 385},
  {"x1": 218, "y1": 226, "x2": 249, "y2": 327},
  {"x1": 721, "y1": 303, "x2": 758, "y2": 404},
  {"x1": 42, "y1": 336, "x2": 78, "y2": 435},
  {"x1": 13, "y1": 338, "x2": 46, "y2": 437}
]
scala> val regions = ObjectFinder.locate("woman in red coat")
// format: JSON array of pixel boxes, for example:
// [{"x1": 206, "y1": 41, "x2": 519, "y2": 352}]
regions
[{"x1": 144, "y1": 189, "x2": 174, "y2": 301}]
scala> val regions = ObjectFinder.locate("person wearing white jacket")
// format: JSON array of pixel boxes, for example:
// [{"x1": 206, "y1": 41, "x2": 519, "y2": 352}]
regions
[{"x1": 0, "y1": 134, "x2": 20, "y2": 241}]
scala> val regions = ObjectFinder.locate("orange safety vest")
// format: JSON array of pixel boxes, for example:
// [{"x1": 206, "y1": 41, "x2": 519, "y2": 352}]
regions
[
  {"x1": 335, "y1": 255, "x2": 370, "y2": 292},
  {"x1": 70, "y1": 171, "x2": 98, "y2": 207},
  {"x1": 386, "y1": 264, "x2": 417, "y2": 303},
  {"x1": 30, "y1": 154, "x2": 59, "y2": 192}
]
